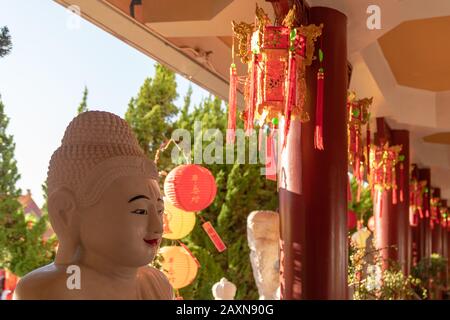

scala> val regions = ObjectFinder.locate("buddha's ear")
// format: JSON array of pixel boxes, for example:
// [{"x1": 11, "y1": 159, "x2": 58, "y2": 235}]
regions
[
  {"x1": 48, "y1": 187, "x2": 81, "y2": 265},
  {"x1": 48, "y1": 187, "x2": 79, "y2": 235}
]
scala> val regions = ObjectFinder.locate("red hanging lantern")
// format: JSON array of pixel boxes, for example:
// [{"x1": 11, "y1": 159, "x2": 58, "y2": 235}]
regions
[
  {"x1": 164, "y1": 165, "x2": 217, "y2": 212},
  {"x1": 369, "y1": 143, "x2": 402, "y2": 218},
  {"x1": 230, "y1": 5, "x2": 321, "y2": 148},
  {"x1": 347, "y1": 210, "x2": 357, "y2": 230},
  {"x1": 347, "y1": 92, "x2": 372, "y2": 201}
]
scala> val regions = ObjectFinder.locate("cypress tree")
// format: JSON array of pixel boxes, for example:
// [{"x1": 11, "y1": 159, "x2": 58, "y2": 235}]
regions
[{"x1": 0, "y1": 96, "x2": 56, "y2": 277}]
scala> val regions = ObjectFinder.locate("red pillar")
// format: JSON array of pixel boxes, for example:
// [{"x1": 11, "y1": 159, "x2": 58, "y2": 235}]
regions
[
  {"x1": 418, "y1": 169, "x2": 432, "y2": 260},
  {"x1": 278, "y1": 6, "x2": 348, "y2": 299},
  {"x1": 431, "y1": 188, "x2": 442, "y2": 255},
  {"x1": 373, "y1": 120, "x2": 408, "y2": 270},
  {"x1": 391, "y1": 130, "x2": 410, "y2": 274}
]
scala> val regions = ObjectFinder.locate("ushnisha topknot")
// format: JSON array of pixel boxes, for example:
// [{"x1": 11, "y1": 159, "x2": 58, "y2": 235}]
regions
[{"x1": 47, "y1": 111, "x2": 158, "y2": 208}]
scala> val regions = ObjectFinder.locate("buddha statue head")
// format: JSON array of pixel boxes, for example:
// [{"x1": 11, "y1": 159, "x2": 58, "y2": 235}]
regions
[{"x1": 47, "y1": 111, "x2": 163, "y2": 268}]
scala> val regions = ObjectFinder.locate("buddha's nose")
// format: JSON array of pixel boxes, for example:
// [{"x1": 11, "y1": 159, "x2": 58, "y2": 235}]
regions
[{"x1": 148, "y1": 209, "x2": 163, "y2": 235}]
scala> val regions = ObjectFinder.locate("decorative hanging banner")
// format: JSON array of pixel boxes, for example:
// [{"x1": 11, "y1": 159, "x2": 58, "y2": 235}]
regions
[
  {"x1": 202, "y1": 221, "x2": 227, "y2": 253},
  {"x1": 369, "y1": 143, "x2": 402, "y2": 217},
  {"x1": 347, "y1": 92, "x2": 372, "y2": 201},
  {"x1": 229, "y1": 4, "x2": 322, "y2": 150}
]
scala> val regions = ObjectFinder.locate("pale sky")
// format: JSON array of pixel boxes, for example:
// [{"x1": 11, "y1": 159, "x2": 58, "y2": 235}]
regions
[{"x1": 0, "y1": 0, "x2": 210, "y2": 207}]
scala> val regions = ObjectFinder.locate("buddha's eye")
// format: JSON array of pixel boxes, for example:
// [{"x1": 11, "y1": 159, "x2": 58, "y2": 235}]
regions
[{"x1": 131, "y1": 209, "x2": 148, "y2": 215}]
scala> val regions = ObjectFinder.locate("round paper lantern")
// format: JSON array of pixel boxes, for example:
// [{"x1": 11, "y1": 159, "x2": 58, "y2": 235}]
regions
[
  {"x1": 164, "y1": 164, "x2": 217, "y2": 212},
  {"x1": 351, "y1": 228, "x2": 371, "y2": 248},
  {"x1": 368, "y1": 216, "x2": 375, "y2": 232},
  {"x1": 163, "y1": 198, "x2": 196, "y2": 240},
  {"x1": 159, "y1": 246, "x2": 198, "y2": 290},
  {"x1": 347, "y1": 210, "x2": 357, "y2": 230}
]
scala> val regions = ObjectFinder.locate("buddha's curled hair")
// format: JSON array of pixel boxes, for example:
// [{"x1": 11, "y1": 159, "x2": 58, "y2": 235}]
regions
[{"x1": 47, "y1": 111, "x2": 158, "y2": 208}]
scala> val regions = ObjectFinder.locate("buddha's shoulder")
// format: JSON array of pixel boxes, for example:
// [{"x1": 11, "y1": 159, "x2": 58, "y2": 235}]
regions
[
  {"x1": 14, "y1": 263, "x2": 70, "y2": 300},
  {"x1": 137, "y1": 266, "x2": 174, "y2": 300}
]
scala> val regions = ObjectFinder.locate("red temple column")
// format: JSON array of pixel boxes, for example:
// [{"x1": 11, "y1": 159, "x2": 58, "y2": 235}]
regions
[
  {"x1": 418, "y1": 168, "x2": 432, "y2": 260},
  {"x1": 431, "y1": 188, "x2": 442, "y2": 255},
  {"x1": 373, "y1": 120, "x2": 408, "y2": 270},
  {"x1": 391, "y1": 130, "x2": 411, "y2": 274},
  {"x1": 277, "y1": 5, "x2": 348, "y2": 299}
]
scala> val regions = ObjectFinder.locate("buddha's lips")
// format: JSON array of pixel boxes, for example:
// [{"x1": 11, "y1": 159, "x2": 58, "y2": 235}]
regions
[{"x1": 143, "y1": 238, "x2": 159, "y2": 246}]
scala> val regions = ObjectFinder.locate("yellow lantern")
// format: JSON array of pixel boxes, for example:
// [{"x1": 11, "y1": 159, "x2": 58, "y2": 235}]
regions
[
  {"x1": 159, "y1": 246, "x2": 198, "y2": 289},
  {"x1": 163, "y1": 198, "x2": 196, "y2": 240}
]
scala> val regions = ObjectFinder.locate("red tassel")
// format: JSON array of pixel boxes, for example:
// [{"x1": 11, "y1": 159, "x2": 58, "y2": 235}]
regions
[
  {"x1": 266, "y1": 129, "x2": 277, "y2": 181},
  {"x1": 314, "y1": 68, "x2": 324, "y2": 150},
  {"x1": 347, "y1": 175, "x2": 352, "y2": 202},
  {"x1": 392, "y1": 187, "x2": 397, "y2": 205},
  {"x1": 246, "y1": 54, "x2": 257, "y2": 136},
  {"x1": 178, "y1": 240, "x2": 201, "y2": 268},
  {"x1": 418, "y1": 207, "x2": 424, "y2": 219},
  {"x1": 366, "y1": 121, "x2": 371, "y2": 176},
  {"x1": 399, "y1": 163, "x2": 404, "y2": 202},
  {"x1": 283, "y1": 51, "x2": 296, "y2": 149},
  {"x1": 227, "y1": 64, "x2": 237, "y2": 144}
]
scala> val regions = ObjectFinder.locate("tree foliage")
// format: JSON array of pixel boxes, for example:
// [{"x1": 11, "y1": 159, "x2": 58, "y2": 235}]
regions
[
  {"x1": 0, "y1": 96, "x2": 56, "y2": 277},
  {"x1": 125, "y1": 64, "x2": 178, "y2": 160},
  {"x1": 0, "y1": 26, "x2": 12, "y2": 58},
  {"x1": 77, "y1": 86, "x2": 89, "y2": 114}
]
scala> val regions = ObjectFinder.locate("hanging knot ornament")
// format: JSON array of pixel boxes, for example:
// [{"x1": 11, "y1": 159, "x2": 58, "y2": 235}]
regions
[
  {"x1": 228, "y1": 4, "x2": 322, "y2": 148},
  {"x1": 369, "y1": 143, "x2": 402, "y2": 217},
  {"x1": 430, "y1": 195, "x2": 441, "y2": 229},
  {"x1": 409, "y1": 179, "x2": 427, "y2": 226},
  {"x1": 347, "y1": 92, "x2": 373, "y2": 201}
]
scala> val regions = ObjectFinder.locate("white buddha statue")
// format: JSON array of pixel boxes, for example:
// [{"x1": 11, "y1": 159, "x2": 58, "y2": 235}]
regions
[{"x1": 14, "y1": 111, "x2": 173, "y2": 299}]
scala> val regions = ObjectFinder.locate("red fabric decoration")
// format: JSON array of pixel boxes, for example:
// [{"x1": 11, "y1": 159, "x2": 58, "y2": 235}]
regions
[
  {"x1": 164, "y1": 165, "x2": 217, "y2": 212},
  {"x1": 347, "y1": 210, "x2": 357, "y2": 230},
  {"x1": 227, "y1": 64, "x2": 237, "y2": 144},
  {"x1": 202, "y1": 221, "x2": 227, "y2": 253}
]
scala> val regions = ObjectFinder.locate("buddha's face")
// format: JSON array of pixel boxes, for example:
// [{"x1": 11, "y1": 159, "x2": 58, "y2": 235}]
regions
[{"x1": 79, "y1": 175, "x2": 164, "y2": 267}]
